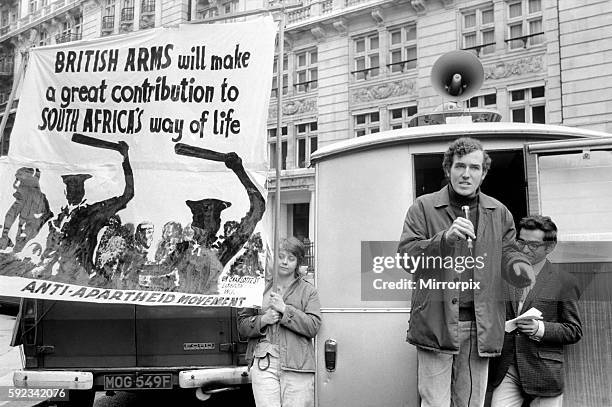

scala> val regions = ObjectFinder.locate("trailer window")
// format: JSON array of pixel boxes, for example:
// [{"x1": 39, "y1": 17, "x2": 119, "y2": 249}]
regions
[
  {"x1": 538, "y1": 151, "x2": 612, "y2": 239},
  {"x1": 413, "y1": 149, "x2": 527, "y2": 227}
]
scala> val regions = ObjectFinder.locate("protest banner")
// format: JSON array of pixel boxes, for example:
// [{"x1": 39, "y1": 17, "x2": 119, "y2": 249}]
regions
[{"x1": 0, "y1": 18, "x2": 277, "y2": 308}]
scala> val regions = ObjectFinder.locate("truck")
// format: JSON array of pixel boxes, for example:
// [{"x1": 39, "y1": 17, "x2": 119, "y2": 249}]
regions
[{"x1": 11, "y1": 301, "x2": 251, "y2": 406}]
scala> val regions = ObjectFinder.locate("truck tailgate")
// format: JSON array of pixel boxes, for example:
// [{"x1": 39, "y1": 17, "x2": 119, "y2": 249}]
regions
[
  {"x1": 39, "y1": 300, "x2": 136, "y2": 368},
  {"x1": 135, "y1": 306, "x2": 233, "y2": 367}
]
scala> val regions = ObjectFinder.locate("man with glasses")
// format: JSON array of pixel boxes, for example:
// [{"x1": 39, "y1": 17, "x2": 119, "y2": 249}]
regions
[{"x1": 489, "y1": 215, "x2": 583, "y2": 407}]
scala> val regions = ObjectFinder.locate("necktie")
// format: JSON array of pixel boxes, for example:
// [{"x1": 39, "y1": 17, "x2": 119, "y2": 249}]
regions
[{"x1": 517, "y1": 286, "x2": 531, "y2": 314}]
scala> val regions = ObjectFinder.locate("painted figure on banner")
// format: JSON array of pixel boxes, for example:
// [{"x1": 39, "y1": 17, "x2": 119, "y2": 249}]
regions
[
  {"x1": 119, "y1": 221, "x2": 155, "y2": 288},
  {"x1": 94, "y1": 215, "x2": 133, "y2": 269},
  {"x1": 229, "y1": 233, "x2": 264, "y2": 277},
  {"x1": 154, "y1": 221, "x2": 183, "y2": 263},
  {"x1": 0, "y1": 167, "x2": 53, "y2": 252},
  {"x1": 165, "y1": 149, "x2": 265, "y2": 294},
  {"x1": 35, "y1": 138, "x2": 134, "y2": 284}
]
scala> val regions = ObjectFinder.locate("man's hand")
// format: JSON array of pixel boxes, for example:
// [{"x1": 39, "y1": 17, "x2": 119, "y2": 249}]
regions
[
  {"x1": 444, "y1": 217, "x2": 476, "y2": 246},
  {"x1": 517, "y1": 318, "x2": 539, "y2": 336},
  {"x1": 224, "y1": 152, "x2": 242, "y2": 171},
  {"x1": 260, "y1": 308, "x2": 280, "y2": 326},
  {"x1": 117, "y1": 141, "x2": 129, "y2": 158},
  {"x1": 513, "y1": 262, "x2": 535, "y2": 286}
]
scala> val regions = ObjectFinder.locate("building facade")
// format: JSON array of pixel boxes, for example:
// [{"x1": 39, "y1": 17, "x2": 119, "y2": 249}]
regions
[{"x1": 1, "y1": 0, "x2": 611, "y2": 244}]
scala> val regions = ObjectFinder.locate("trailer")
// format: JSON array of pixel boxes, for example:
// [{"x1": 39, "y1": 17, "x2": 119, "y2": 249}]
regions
[{"x1": 311, "y1": 123, "x2": 612, "y2": 407}]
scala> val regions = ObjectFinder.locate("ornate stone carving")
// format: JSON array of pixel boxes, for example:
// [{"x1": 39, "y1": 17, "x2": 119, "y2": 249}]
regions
[
  {"x1": 484, "y1": 55, "x2": 544, "y2": 79},
  {"x1": 120, "y1": 22, "x2": 133, "y2": 33},
  {"x1": 440, "y1": 0, "x2": 453, "y2": 7},
  {"x1": 371, "y1": 8, "x2": 384, "y2": 25},
  {"x1": 140, "y1": 14, "x2": 155, "y2": 29},
  {"x1": 332, "y1": 18, "x2": 347, "y2": 36},
  {"x1": 311, "y1": 26, "x2": 325, "y2": 42},
  {"x1": 410, "y1": 0, "x2": 426, "y2": 13},
  {"x1": 351, "y1": 79, "x2": 416, "y2": 103},
  {"x1": 268, "y1": 98, "x2": 318, "y2": 120},
  {"x1": 28, "y1": 28, "x2": 39, "y2": 42}
]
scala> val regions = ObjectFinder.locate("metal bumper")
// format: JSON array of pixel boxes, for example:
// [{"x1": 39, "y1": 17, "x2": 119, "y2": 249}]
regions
[
  {"x1": 13, "y1": 370, "x2": 94, "y2": 389},
  {"x1": 179, "y1": 367, "x2": 250, "y2": 389}
]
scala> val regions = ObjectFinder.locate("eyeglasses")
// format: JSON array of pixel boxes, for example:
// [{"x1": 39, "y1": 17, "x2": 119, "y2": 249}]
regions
[{"x1": 516, "y1": 239, "x2": 550, "y2": 251}]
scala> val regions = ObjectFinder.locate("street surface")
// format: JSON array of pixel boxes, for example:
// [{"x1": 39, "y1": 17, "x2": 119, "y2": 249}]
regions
[
  {"x1": 0, "y1": 313, "x2": 255, "y2": 407},
  {"x1": 0, "y1": 313, "x2": 39, "y2": 407}
]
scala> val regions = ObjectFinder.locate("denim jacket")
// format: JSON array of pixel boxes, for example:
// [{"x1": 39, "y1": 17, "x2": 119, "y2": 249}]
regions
[{"x1": 238, "y1": 277, "x2": 321, "y2": 372}]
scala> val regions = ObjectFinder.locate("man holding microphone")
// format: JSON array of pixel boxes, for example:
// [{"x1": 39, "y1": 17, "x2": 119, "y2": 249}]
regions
[{"x1": 398, "y1": 137, "x2": 534, "y2": 407}]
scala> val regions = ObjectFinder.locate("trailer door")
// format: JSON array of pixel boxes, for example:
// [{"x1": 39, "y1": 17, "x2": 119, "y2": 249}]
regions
[
  {"x1": 315, "y1": 145, "x2": 419, "y2": 407},
  {"x1": 524, "y1": 137, "x2": 612, "y2": 407}
]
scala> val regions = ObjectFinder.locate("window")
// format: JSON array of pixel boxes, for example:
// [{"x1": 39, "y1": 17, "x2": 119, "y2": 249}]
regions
[
  {"x1": 353, "y1": 33, "x2": 379, "y2": 80},
  {"x1": 121, "y1": 0, "x2": 134, "y2": 21},
  {"x1": 354, "y1": 111, "x2": 380, "y2": 137},
  {"x1": 389, "y1": 105, "x2": 417, "y2": 129},
  {"x1": 388, "y1": 24, "x2": 417, "y2": 73},
  {"x1": 296, "y1": 122, "x2": 318, "y2": 168},
  {"x1": 295, "y1": 49, "x2": 318, "y2": 93},
  {"x1": 506, "y1": 0, "x2": 543, "y2": 49},
  {"x1": 510, "y1": 86, "x2": 545, "y2": 123},
  {"x1": 268, "y1": 127, "x2": 288, "y2": 170},
  {"x1": 103, "y1": 0, "x2": 116, "y2": 31},
  {"x1": 462, "y1": 6, "x2": 495, "y2": 55},
  {"x1": 467, "y1": 92, "x2": 497, "y2": 108},
  {"x1": 57, "y1": 16, "x2": 82, "y2": 43},
  {"x1": 38, "y1": 30, "x2": 49, "y2": 46},
  {"x1": 272, "y1": 55, "x2": 288, "y2": 98},
  {"x1": 221, "y1": 0, "x2": 238, "y2": 15},
  {"x1": 0, "y1": 50, "x2": 13, "y2": 74},
  {"x1": 196, "y1": 0, "x2": 217, "y2": 19},
  {"x1": 29, "y1": 0, "x2": 37, "y2": 13},
  {"x1": 1, "y1": 11, "x2": 9, "y2": 27},
  {"x1": 141, "y1": 0, "x2": 155, "y2": 13}
]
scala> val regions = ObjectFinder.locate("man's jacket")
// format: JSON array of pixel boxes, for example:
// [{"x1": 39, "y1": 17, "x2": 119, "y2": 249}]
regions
[
  {"x1": 398, "y1": 186, "x2": 529, "y2": 357},
  {"x1": 489, "y1": 262, "x2": 582, "y2": 396}
]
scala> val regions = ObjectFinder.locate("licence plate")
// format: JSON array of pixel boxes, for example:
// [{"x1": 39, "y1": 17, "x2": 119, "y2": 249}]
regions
[{"x1": 104, "y1": 373, "x2": 172, "y2": 390}]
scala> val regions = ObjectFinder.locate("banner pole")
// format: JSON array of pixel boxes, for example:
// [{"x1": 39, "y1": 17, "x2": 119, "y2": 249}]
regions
[
  {"x1": 272, "y1": 11, "x2": 285, "y2": 296},
  {"x1": 0, "y1": 50, "x2": 28, "y2": 155}
]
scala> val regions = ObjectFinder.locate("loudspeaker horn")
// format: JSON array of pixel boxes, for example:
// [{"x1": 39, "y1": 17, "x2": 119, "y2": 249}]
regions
[{"x1": 430, "y1": 50, "x2": 484, "y2": 102}]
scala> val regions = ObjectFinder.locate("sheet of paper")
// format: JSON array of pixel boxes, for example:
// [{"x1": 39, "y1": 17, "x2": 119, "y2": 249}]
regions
[{"x1": 505, "y1": 307, "x2": 542, "y2": 332}]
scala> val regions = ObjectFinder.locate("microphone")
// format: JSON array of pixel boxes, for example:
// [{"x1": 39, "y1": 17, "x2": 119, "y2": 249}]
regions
[{"x1": 462, "y1": 205, "x2": 473, "y2": 251}]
